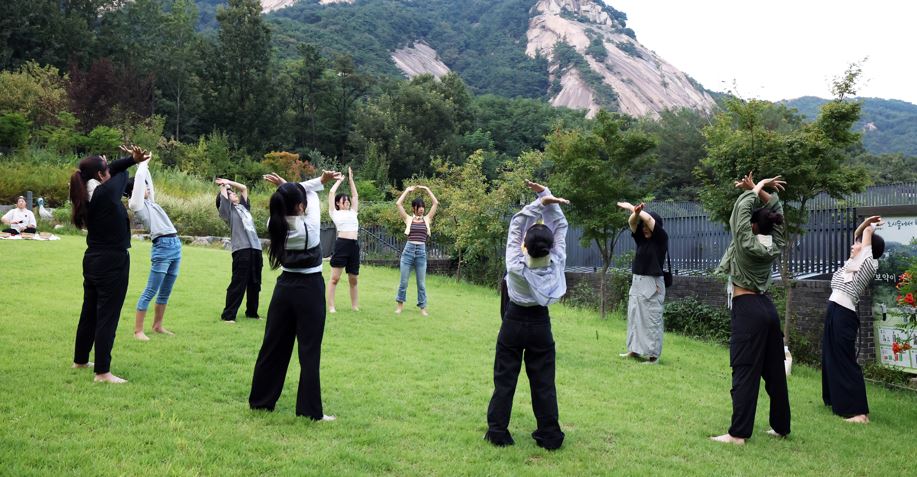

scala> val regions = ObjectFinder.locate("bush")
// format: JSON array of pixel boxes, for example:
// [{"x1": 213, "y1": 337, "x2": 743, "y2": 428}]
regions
[
  {"x1": 863, "y1": 362, "x2": 916, "y2": 389},
  {"x1": 562, "y1": 269, "x2": 632, "y2": 314},
  {"x1": 0, "y1": 159, "x2": 72, "y2": 205},
  {"x1": 0, "y1": 112, "x2": 32, "y2": 149},
  {"x1": 664, "y1": 297, "x2": 730, "y2": 344}
]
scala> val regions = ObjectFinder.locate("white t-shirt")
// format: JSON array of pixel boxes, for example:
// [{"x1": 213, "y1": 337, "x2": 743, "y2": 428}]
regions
[
  {"x1": 3, "y1": 208, "x2": 36, "y2": 232},
  {"x1": 330, "y1": 209, "x2": 359, "y2": 233}
]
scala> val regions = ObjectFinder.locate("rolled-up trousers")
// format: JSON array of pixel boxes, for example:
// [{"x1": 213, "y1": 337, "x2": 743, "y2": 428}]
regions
[{"x1": 728, "y1": 294, "x2": 791, "y2": 439}]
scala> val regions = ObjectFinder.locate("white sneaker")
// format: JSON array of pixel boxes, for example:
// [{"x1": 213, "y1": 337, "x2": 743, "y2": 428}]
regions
[{"x1": 319, "y1": 415, "x2": 337, "y2": 422}]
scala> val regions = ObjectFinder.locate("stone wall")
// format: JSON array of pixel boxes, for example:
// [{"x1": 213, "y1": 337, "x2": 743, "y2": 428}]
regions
[{"x1": 566, "y1": 271, "x2": 876, "y2": 365}]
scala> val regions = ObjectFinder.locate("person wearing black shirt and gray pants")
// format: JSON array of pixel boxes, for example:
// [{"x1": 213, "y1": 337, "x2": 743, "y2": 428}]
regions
[
  {"x1": 617, "y1": 202, "x2": 669, "y2": 364},
  {"x1": 69, "y1": 145, "x2": 149, "y2": 383},
  {"x1": 215, "y1": 178, "x2": 263, "y2": 322}
]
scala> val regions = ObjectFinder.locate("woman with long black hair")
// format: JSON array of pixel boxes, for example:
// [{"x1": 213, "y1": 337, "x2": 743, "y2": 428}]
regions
[
  {"x1": 70, "y1": 145, "x2": 149, "y2": 383},
  {"x1": 249, "y1": 170, "x2": 340, "y2": 421},
  {"x1": 711, "y1": 173, "x2": 790, "y2": 445}
]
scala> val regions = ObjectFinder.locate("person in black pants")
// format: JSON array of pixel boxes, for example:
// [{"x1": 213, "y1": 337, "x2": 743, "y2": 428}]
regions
[
  {"x1": 712, "y1": 173, "x2": 790, "y2": 445},
  {"x1": 249, "y1": 171, "x2": 340, "y2": 421},
  {"x1": 69, "y1": 145, "x2": 149, "y2": 383},
  {"x1": 485, "y1": 180, "x2": 569, "y2": 450},
  {"x1": 215, "y1": 178, "x2": 263, "y2": 322}
]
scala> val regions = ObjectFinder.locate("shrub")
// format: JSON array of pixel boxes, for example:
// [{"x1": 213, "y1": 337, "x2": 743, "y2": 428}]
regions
[
  {"x1": 664, "y1": 297, "x2": 730, "y2": 344},
  {"x1": 0, "y1": 112, "x2": 32, "y2": 150},
  {"x1": 863, "y1": 362, "x2": 916, "y2": 389},
  {"x1": 562, "y1": 269, "x2": 632, "y2": 314},
  {"x1": 0, "y1": 159, "x2": 72, "y2": 205}
]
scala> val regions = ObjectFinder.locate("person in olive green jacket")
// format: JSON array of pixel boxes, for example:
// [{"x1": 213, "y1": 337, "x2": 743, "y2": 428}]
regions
[{"x1": 711, "y1": 173, "x2": 790, "y2": 445}]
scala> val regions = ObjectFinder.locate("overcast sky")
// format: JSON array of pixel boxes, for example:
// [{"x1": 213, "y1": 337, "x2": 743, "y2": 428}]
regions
[{"x1": 608, "y1": 1, "x2": 916, "y2": 104}]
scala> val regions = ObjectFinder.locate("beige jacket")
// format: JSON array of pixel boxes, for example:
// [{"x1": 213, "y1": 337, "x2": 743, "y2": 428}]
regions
[{"x1": 403, "y1": 215, "x2": 432, "y2": 237}]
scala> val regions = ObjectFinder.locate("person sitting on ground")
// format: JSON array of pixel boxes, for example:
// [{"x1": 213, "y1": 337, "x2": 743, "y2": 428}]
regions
[{"x1": 2, "y1": 196, "x2": 37, "y2": 235}]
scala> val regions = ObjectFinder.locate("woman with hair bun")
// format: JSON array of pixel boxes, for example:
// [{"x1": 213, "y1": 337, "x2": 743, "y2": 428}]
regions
[
  {"x1": 711, "y1": 172, "x2": 791, "y2": 445},
  {"x1": 248, "y1": 170, "x2": 341, "y2": 421},
  {"x1": 69, "y1": 145, "x2": 150, "y2": 383}
]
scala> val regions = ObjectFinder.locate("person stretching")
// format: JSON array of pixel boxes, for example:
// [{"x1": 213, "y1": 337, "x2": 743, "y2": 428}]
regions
[
  {"x1": 215, "y1": 178, "x2": 262, "y2": 322},
  {"x1": 2, "y1": 196, "x2": 37, "y2": 235},
  {"x1": 249, "y1": 170, "x2": 341, "y2": 421},
  {"x1": 128, "y1": 158, "x2": 181, "y2": 340},
  {"x1": 394, "y1": 185, "x2": 439, "y2": 316},
  {"x1": 69, "y1": 145, "x2": 149, "y2": 383},
  {"x1": 485, "y1": 180, "x2": 569, "y2": 450},
  {"x1": 327, "y1": 167, "x2": 360, "y2": 313},
  {"x1": 822, "y1": 216, "x2": 885, "y2": 424},
  {"x1": 711, "y1": 172, "x2": 790, "y2": 445},
  {"x1": 617, "y1": 202, "x2": 669, "y2": 364}
]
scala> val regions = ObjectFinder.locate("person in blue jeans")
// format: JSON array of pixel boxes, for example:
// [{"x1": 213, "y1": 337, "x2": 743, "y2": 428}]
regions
[
  {"x1": 128, "y1": 156, "x2": 181, "y2": 341},
  {"x1": 394, "y1": 185, "x2": 439, "y2": 316}
]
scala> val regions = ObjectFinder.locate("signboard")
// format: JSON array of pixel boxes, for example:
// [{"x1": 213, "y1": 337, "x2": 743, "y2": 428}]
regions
[{"x1": 864, "y1": 206, "x2": 917, "y2": 373}]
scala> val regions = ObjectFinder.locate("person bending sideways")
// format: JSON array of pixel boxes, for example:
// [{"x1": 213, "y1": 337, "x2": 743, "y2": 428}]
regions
[
  {"x1": 327, "y1": 167, "x2": 361, "y2": 313},
  {"x1": 822, "y1": 216, "x2": 885, "y2": 424},
  {"x1": 248, "y1": 170, "x2": 341, "y2": 421},
  {"x1": 128, "y1": 158, "x2": 182, "y2": 341},
  {"x1": 485, "y1": 180, "x2": 569, "y2": 450},
  {"x1": 215, "y1": 178, "x2": 262, "y2": 322},
  {"x1": 394, "y1": 185, "x2": 439, "y2": 316},
  {"x1": 2, "y1": 196, "x2": 37, "y2": 235},
  {"x1": 711, "y1": 172, "x2": 791, "y2": 445},
  {"x1": 617, "y1": 202, "x2": 669, "y2": 364},
  {"x1": 69, "y1": 145, "x2": 150, "y2": 383}
]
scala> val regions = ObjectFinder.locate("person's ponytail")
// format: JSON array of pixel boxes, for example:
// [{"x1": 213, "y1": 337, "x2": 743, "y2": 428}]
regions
[
  {"x1": 69, "y1": 170, "x2": 88, "y2": 228},
  {"x1": 268, "y1": 192, "x2": 290, "y2": 270}
]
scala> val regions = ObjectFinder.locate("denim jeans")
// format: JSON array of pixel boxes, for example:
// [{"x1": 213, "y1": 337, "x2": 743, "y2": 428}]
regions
[
  {"x1": 137, "y1": 236, "x2": 182, "y2": 311},
  {"x1": 396, "y1": 242, "x2": 427, "y2": 308}
]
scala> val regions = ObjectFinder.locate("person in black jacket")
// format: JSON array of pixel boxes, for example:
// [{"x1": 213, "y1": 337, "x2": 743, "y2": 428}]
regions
[{"x1": 69, "y1": 145, "x2": 149, "y2": 383}]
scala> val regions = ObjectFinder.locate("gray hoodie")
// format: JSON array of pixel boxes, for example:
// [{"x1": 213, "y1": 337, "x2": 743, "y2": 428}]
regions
[{"x1": 505, "y1": 188, "x2": 568, "y2": 307}]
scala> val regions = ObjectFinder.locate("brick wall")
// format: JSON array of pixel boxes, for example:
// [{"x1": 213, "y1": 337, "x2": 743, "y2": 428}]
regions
[{"x1": 566, "y1": 271, "x2": 876, "y2": 365}]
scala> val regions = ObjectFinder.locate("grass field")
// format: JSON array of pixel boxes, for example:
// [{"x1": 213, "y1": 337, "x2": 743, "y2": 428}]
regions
[{"x1": 1, "y1": 237, "x2": 915, "y2": 476}]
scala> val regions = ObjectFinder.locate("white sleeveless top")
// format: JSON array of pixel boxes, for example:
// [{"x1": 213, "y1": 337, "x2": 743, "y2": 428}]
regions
[{"x1": 330, "y1": 209, "x2": 359, "y2": 233}]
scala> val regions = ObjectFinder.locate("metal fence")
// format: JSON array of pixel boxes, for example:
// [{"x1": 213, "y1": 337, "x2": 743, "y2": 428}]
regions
[
  {"x1": 351, "y1": 183, "x2": 917, "y2": 277},
  {"x1": 566, "y1": 183, "x2": 917, "y2": 278}
]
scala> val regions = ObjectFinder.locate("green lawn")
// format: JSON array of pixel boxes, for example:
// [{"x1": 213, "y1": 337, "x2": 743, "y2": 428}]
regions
[{"x1": 1, "y1": 237, "x2": 915, "y2": 476}]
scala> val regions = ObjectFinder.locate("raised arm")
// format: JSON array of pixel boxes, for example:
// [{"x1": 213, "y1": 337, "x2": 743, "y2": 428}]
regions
[
  {"x1": 348, "y1": 167, "x2": 359, "y2": 213},
  {"x1": 396, "y1": 185, "x2": 415, "y2": 220},
  {"x1": 505, "y1": 196, "x2": 544, "y2": 274},
  {"x1": 217, "y1": 178, "x2": 249, "y2": 201},
  {"x1": 542, "y1": 196, "x2": 569, "y2": 267},
  {"x1": 129, "y1": 162, "x2": 150, "y2": 212},
  {"x1": 633, "y1": 203, "x2": 655, "y2": 233},
  {"x1": 328, "y1": 176, "x2": 343, "y2": 216},
  {"x1": 618, "y1": 202, "x2": 639, "y2": 233},
  {"x1": 753, "y1": 176, "x2": 786, "y2": 250},
  {"x1": 855, "y1": 216, "x2": 883, "y2": 241},
  {"x1": 418, "y1": 186, "x2": 439, "y2": 220}
]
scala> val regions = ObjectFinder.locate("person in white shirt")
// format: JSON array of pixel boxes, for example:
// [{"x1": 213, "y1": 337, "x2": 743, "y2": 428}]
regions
[
  {"x1": 2, "y1": 196, "x2": 37, "y2": 235},
  {"x1": 822, "y1": 215, "x2": 885, "y2": 424},
  {"x1": 249, "y1": 170, "x2": 341, "y2": 421},
  {"x1": 327, "y1": 167, "x2": 361, "y2": 313}
]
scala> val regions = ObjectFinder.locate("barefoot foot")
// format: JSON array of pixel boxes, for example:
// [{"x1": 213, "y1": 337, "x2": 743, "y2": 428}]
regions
[
  {"x1": 765, "y1": 429, "x2": 788, "y2": 438},
  {"x1": 845, "y1": 415, "x2": 869, "y2": 424},
  {"x1": 420, "y1": 308, "x2": 429, "y2": 317},
  {"x1": 134, "y1": 332, "x2": 150, "y2": 341},
  {"x1": 710, "y1": 434, "x2": 745, "y2": 445},
  {"x1": 351, "y1": 307, "x2": 359, "y2": 312},
  {"x1": 619, "y1": 352, "x2": 639, "y2": 359},
  {"x1": 152, "y1": 327, "x2": 174, "y2": 336},
  {"x1": 319, "y1": 415, "x2": 337, "y2": 422},
  {"x1": 94, "y1": 372, "x2": 127, "y2": 384},
  {"x1": 329, "y1": 307, "x2": 337, "y2": 314},
  {"x1": 72, "y1": 361, "x2": 94, "y2": 369},
  {"x1": 395, "y1": 303, "x2": 404, "y2": 314}
]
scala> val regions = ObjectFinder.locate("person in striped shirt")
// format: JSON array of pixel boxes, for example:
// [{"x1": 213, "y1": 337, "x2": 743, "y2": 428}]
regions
[{"x1": 822, "y1": 215, "x2": 885, "y2": 424}]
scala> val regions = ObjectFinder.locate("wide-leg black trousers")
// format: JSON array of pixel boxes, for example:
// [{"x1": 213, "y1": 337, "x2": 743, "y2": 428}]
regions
[
  {"x1": 486, "y1": 302, "x2": 564, "y2": 450},
  {"x1": 249, "y1": 272, "x2": 326, "y2": 419},
  {"x1": 222, "y1": 248, "x2": 263, "y2": 320},
  {"x1": 74, "y1": 249, "x2": 130, "y2": 375},
  {"x1": 821, "y1": 301, "x2": 869, "y2": 417},
  {"x1": 728, "y1": 294, "x2": 791, "y2": 439}
]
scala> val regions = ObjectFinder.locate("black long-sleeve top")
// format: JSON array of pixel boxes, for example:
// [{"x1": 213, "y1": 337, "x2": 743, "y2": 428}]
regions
[{"x1": 86, "y1": 156, "x2": 136, "y2": 250}]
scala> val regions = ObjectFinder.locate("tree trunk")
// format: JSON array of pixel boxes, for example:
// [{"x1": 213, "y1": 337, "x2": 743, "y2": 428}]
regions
[
  {"x1": 600, "y1": 261, "x2": 610, "y2": 319},
  {"x1": 455, "y1": 249, "x2": 462, "y2": 282}
]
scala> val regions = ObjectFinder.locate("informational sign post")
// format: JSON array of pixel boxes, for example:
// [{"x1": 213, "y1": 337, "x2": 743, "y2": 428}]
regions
[{"x1": 862, "y1": 206, "x2": 917, "y2": 373}]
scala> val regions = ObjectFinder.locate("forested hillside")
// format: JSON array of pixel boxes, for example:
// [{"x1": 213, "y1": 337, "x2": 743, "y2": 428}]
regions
[{"x1": 785, "y1": 96, "x2": 917, "y2": 157}]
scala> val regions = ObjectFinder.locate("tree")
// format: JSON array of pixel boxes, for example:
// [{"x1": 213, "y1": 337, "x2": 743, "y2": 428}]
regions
[
  {"x1": 67, "y1": 57, "x2": 154, "y2": 131},
  {"x1": 323, "y1": 54, "x2": 370, "y2": 161},
  {"x1": 639, "y1": 107, "x2": 711, "y2": 200},
  {"x1": 546, "y1": 111, "x2": 656, "y2": 318},
  {"x1": 290, "y1": 44, "x2": 329, "y2": 151},
  {"x1": 696, "y1": 64, "x2": 871, "y2": 345},
  {"x1": 0, "y1": 61, "x2": 70, "y2": 128}
]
